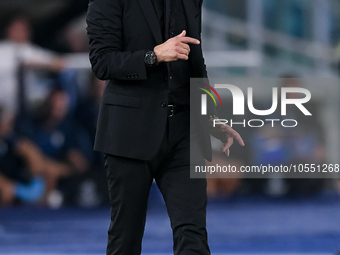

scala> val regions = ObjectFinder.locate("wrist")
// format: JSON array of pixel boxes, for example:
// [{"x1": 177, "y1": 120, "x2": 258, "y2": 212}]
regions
[{"x1": 153, "y1": 46, "x2": 162, "y2": 63}]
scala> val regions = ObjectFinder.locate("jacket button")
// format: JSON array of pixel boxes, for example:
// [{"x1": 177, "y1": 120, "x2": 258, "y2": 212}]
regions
[{"x1": 161, "y1": 102, "x2": 167, "y2": 107}]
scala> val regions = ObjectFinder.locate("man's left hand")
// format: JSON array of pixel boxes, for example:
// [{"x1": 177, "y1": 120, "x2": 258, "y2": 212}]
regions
[{"x1": 209, "y1": 120, "x2": 245, "y2": 156}]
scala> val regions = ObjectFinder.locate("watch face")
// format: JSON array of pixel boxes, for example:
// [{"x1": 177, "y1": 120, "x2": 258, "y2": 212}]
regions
[
  {"x1": 150, "y1": 52, "x2": 156, "y2": 65},
  {"x1": 145, "y1": 51, "x2": 156, "y2": 65}
]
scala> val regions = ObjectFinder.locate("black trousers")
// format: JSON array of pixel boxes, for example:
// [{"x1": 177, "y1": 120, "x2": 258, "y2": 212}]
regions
[{"x1": 104, "y1": 109, "x2": 210, "y2": 255}]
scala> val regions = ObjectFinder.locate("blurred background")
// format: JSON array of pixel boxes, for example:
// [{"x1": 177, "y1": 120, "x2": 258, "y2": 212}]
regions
[{"x1": 0, "y1": 0, "x2": 340, "y2": 254}]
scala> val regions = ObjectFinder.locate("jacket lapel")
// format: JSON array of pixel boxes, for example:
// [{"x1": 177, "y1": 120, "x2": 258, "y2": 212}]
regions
[
  {"x1": 138, "y1": 0, "x2": 163, "y2": 45},
  {"x1": 182, "y1": 0, "x2": 199, "y2": 38}
]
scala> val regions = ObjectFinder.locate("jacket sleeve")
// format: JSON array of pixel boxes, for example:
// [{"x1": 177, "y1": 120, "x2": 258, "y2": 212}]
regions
[{"x1": 86, "y1": 0, "x2": 147, "y2": 81}]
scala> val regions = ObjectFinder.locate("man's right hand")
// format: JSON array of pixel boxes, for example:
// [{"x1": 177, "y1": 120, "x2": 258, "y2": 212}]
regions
[{"x1": 154, "y1": 30, "x2": 200, "y2": 62}]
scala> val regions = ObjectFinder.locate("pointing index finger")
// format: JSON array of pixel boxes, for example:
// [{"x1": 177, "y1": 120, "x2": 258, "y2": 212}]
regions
[{"x1": 180, "y1": 36, "x2": 200, "y2": 45}]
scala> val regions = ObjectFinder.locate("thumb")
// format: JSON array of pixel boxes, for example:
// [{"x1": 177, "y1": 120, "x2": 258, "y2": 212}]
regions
[{"x1": 177, "y1": 30, "x2": 186, "y2": 37}]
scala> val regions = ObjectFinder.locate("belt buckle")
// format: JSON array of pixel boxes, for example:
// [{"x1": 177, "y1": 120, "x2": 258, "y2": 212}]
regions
[{"x1": 168, "y1": 104, "x2": 174, "y2": 117}]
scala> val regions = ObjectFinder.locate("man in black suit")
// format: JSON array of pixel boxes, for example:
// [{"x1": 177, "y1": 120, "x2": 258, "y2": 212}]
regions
[{"x1": 86, "y1": 0, "x2": 244, "y2": 254}]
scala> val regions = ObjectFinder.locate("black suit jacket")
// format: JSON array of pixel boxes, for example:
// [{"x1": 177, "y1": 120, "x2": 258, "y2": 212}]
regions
[{"x1": 86, "y1": 0, "x2": 216, "y2": 161}]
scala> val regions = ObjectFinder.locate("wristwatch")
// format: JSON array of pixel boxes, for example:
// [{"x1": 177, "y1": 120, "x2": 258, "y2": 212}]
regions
[
  {"x1": 144, "y1": 51, "x2": 158, "y2": 66},
  {"x1": 209, "y1": 114, "x2": 219, "y2": 121}
]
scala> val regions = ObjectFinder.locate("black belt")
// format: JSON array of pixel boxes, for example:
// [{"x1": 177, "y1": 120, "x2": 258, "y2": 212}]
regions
[{"x1": 167, "y1": 104, "x2": 188, "y2": 117}]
